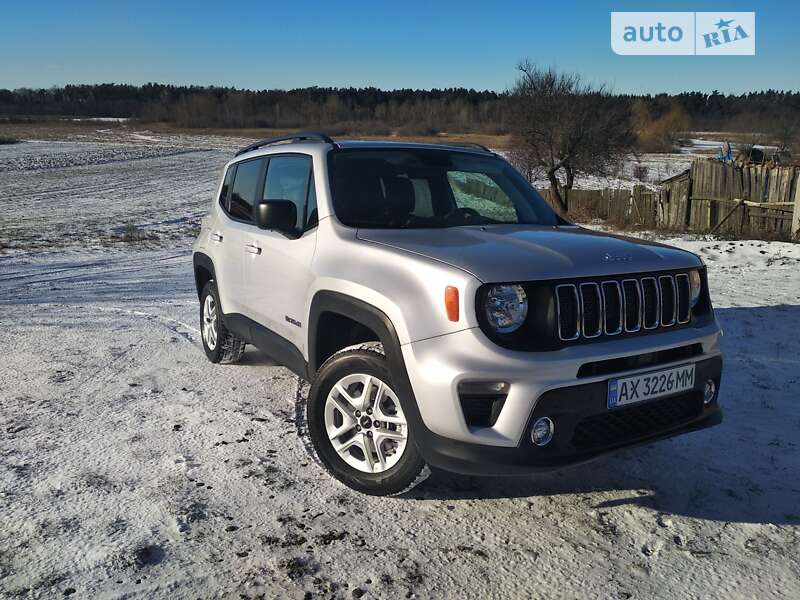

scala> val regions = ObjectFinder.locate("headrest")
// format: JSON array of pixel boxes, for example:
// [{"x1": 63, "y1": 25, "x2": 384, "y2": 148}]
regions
[
  {"x1": 336, "y1": 174, "x2": 384, "y2": 222},
  {"x1": 383, "y1": 177, "x2": 415, "y2": 216},
  {"x1": 334, "y1": 167, "x2": 415, "y2": 225}
]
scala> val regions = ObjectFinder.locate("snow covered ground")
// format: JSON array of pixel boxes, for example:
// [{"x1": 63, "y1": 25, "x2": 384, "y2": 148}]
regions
[
  {"x1": 1, "y1": 140, "x2": 799, "y2": 599},
  {"x1": 0, "y1": 141, "x2": 228, "y2": 254}
]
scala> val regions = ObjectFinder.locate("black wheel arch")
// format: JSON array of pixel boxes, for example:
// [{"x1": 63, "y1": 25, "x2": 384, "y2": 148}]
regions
[
  {"x1": 308, "y1": 291, "x2": 432, "y2": 452},
  {"x1": 308, "y1": 291, "x2": 404, "y2": 376},
  {"x1": 193, "y1": 252, "x2": 216, "y2": 301}
]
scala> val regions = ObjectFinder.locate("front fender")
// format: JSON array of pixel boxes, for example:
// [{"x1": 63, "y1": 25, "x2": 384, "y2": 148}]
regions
[{"x1": 307, "y1": 228, "x2": 481, "y2": 347}]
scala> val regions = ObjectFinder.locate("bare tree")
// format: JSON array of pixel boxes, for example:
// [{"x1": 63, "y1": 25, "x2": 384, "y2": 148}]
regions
[
  {"x1": 508, "y1": 61, "x2": 635, "y2": 215},
  {"x1": 771, "y1": 111, "x2": 798, "y2": 156}
]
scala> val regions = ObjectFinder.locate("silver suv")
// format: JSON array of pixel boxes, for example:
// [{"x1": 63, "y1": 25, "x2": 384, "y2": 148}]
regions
[{"x1": 192, "y1": 132, "x2": 723, "y2": 495}]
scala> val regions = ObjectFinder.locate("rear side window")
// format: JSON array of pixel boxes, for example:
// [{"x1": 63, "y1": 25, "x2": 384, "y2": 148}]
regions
[
  {"x1": 229, "y1": 158, "x2": 265, "y2": 221},
  {"x1": 263, "y1": 155, "x2": 316, "y2": 231},
  {"x1": 306, "y1": 175, "x2": 318, "y2": 229},
  {"x1": 219, "y1": 166, "x2": 234, "y2": 210}
]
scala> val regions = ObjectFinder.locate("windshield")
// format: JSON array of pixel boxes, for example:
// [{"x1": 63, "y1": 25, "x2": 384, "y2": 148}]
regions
[{"x1": 328, "y1": 148, "x2": 559, "y2": 229}]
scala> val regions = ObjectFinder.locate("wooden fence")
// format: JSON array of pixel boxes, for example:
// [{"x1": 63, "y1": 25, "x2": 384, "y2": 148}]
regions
[
  {"x1": 542, "y1": 159, "x2": 800, "y2": 241},
  {"x1": 543, "y1": 187, "x2": 660, "y2": 228},
  {"x1": 670, "y1": 160, "x2": 798, "y2": 238}
]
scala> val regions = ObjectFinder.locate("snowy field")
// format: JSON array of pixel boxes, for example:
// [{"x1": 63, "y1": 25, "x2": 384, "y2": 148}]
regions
[{"x1": 1, "y1": 139, "x2": 800, "y2": 599}]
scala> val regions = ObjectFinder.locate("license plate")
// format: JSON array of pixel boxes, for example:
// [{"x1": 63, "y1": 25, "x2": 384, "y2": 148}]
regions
[{"x1": 607, "y1": 364, "x2": 695, "y2": 409}]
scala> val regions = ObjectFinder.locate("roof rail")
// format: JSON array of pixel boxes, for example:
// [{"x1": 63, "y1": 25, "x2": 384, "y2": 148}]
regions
[
  {"x1": 446, "y1": 141, "x2": 492, "y2": 153},
  {"x1": 234, "y1": 131, "x2": 334, "y2": 157}
]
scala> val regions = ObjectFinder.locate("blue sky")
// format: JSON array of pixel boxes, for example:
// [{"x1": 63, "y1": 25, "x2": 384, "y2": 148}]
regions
[{"x1": 1, "y1": 0, "x2": 797, "y2": 93}]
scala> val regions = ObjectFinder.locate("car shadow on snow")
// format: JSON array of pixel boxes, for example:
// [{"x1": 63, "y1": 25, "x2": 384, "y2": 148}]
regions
[
  {"x1": 237, "y1": 348, "x2": 282, "y2": 367},
  {"x1": 411, "y1": 305, "x2": 800, "y2": 526}
]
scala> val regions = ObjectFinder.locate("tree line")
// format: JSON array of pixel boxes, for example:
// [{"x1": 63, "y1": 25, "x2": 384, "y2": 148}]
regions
[
  {"x1": 1, "y1": 82, "x2": 798, "y2": 138},
  {"x1": 0, "y1": 84, "x2": 505, "y2": 135}
]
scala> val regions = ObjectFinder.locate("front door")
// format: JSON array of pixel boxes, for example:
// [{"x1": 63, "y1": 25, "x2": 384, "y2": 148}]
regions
[{"x1": 244, "y1": 154, "x2": 318, "y2": 353}]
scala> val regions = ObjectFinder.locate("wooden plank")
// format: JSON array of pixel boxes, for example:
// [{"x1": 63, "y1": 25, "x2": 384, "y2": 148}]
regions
[
  {"x1": 719, "y1": 162, "x2": 725, "y2": 198},
  {"x1": 745, "y1": 166, "x2": 751, "y2": 198},
  {"x1": 748, "y1": 212, "x2": 792, "y2": 221},
  {"x1": 792, "y1": 177, "x2": 800, "y2": 238},
  {"x1": 743, "y1": 201, "x2": 794, "y2": 208},
  {"x1": 743, "y1": 166, "x2": 751, "y2": 200},
  {"x1": 782, "y1": 168, "x2": 791, "y2": 202},
  {"x1": 763, "y1": 167, "x2": 770, "y2": 202},
  {"x1": 758, "y1": 167, "x2": 764, "y2": 200},
  {"x1": 725, "y1": 163, "x2": 733, "y2": 199},
  {"x1": 770, "y1": 169, "x2": 779, "y2": 203},
  {"x1": 775, "y1": 168, "x2": 788, "y2": 202}
]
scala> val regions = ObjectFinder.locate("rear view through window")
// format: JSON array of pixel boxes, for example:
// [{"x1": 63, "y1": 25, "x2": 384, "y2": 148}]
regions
[
  {"x1": 228, "y1": 158, "x2": 265, "y2": 221},
  {"x1": 329, "y1": 148, "x2": 558, "y2": 229}
]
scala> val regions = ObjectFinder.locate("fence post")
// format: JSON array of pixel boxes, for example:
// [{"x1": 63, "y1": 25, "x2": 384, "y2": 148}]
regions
[
  {"x1": 685, "y1": 163, "x2": 695, "y2": 228},
  {"x1": 792, "y1": 176, "x2": 800, "y2": 239}
]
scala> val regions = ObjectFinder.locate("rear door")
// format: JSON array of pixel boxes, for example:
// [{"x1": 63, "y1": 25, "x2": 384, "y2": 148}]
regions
[
  {"x1": 214, "y1": 157, "x2": 267, "y2": 316},
  {"x1": 244, "y1": 153, "x2": 318, "y2": 352}
]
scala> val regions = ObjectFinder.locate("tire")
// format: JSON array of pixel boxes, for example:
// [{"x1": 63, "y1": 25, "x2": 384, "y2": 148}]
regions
[
  {"x1": 199, "y1": 280, "x2": 246, "y2": 364},
  {"x1": 308, "y1": 344, "x2": 429, "y2": 496}
]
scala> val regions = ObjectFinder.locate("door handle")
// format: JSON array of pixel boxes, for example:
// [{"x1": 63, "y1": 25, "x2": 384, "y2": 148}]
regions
[
  {"x1": 245, "y1": 243, "x2": 262, "y2": 255},
  {"x1": 210, "y1": 232, "x2": 223, "y2": 242}
]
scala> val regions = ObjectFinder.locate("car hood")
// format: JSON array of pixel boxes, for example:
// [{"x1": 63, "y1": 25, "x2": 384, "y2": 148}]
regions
[{"x1": 356, "y1": 225, "x2": 702, "y2": 282}]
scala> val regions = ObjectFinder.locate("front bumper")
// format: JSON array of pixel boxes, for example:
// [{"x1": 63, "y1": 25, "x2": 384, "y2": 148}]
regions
[
  {"x1": 413, "y1": 355, "x2": 722, "y2": 475},
  {"x1": 397, "y1": 321, "x2": 723, "y2": 475}
]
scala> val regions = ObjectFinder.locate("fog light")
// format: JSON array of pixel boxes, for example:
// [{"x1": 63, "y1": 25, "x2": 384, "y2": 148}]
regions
[
  {"x1": 531, "y1": 417, "x2": 554, "y2": 446},
  {"x1": 703, "y1": 379, "x2": 717, "y2": 404}
]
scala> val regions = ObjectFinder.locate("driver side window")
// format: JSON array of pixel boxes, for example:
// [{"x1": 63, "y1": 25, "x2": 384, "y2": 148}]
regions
[
  {"x1": 263, "y1": 155, "x2": 316, "y2": 231},
  {"x1": 447, "y1": 171, "x2": 517, "y2": 222}
]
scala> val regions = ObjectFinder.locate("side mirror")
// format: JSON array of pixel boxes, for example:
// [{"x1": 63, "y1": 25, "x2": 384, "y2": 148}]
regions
[{"x1": 255, "y1": 200, "x2": 297, "y2": 235}]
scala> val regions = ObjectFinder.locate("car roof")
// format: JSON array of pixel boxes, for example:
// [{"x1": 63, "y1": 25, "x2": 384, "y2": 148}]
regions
[
  {"x1": 231, "y1": 137, "x2": 496, "y2": 163},
  {"x1": 333, "y1": 140, "x2": 494, "y2": 154}
]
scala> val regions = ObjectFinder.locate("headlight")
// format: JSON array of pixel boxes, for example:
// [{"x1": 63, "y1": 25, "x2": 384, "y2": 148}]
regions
[
  {"x1": 484, "y1": 284, "x2": 528, "y2": 333},
  {"x1": 689, "y1": 270, "x2": 702, "y2": 306}
]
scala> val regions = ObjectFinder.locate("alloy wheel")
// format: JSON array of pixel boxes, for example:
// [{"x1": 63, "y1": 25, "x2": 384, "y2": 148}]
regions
[
  {"x1": 323, "y1": 373, "x2": 408, "y2": 473},
  {"x1": 202, "y1": 294, "x2": 218, "y2": 350}
]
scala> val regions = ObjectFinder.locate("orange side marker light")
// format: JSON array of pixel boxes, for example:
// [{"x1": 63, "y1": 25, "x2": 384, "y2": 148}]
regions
[{"x1": 445, "y1": 286, "x2": 459, "y2": 322}]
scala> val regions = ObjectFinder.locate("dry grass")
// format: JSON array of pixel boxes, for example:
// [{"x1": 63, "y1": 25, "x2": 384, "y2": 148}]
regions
[
  {"x1": 100, "y1": 223, "x2": 160, "y2": 246},
  {"x1": 143, "y1": 123, "x2": 513, "y2": 148},
  {"x1": 0, "y1": 119, "x2": 108, "y2": 141},
  {"x1": 566, "y1": 203, "x2": 597, "y2": 224},
  {"x1": 0, "y1": 118, "x2": 514, "y2": 149}
]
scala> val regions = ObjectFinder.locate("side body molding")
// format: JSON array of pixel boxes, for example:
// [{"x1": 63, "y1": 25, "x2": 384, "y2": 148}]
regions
[{"x1": 193, "y1": 252, "x2": 310, "y2": 380}]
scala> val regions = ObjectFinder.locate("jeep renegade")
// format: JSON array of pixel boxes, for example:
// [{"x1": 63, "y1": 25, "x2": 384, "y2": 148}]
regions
[{"x1": 192, "y1": 132, "x2": 723, "y2": 495}]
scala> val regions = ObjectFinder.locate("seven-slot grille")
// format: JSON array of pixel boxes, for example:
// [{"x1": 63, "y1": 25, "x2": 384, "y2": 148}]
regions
[{"x1": 555, "y1": 273, "x2": 691, "y2": 342}]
